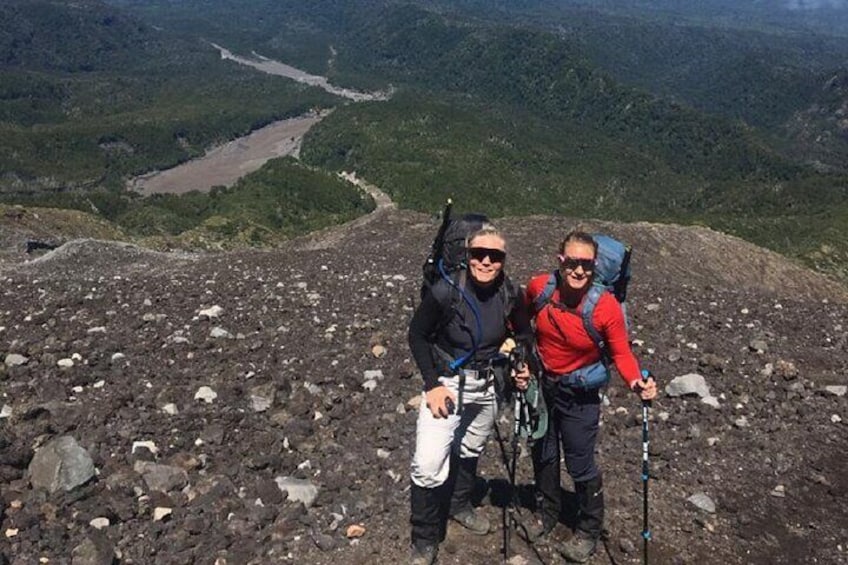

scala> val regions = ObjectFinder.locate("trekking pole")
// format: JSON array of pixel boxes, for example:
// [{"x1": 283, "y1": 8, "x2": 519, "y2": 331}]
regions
[
  {"x1": 505, "y1": 346, "x2": 528, "y2": 560},
  {"x1": 640, "y1": 369, "x2": 652, "y2": 565}
]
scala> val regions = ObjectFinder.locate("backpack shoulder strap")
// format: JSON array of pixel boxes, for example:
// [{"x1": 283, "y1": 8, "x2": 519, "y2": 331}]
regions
[
  {"x1": 499, "y1": 274, "x2": 518, "y2": 320},
  {"x1": 531, "y1": 271, "x2": 559, "y2": 315},
  {"x1": 581, "y1": 285, "x2": 609, "y2": 364}
]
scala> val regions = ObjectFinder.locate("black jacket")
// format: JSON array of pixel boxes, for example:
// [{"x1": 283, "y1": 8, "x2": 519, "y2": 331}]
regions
[{"x1": 408, "y1": 272, "x2": 533, "y2": 391}]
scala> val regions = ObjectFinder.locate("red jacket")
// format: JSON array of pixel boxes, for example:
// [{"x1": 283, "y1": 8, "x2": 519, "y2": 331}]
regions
[{"x1": 526, "y1": 273, "x2": 641, "y2": 388}]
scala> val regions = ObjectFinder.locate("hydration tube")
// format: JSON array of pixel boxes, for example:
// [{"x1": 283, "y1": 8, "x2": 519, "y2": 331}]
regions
[{"x1": 438, "y1": 259, "x2": 483, "y2": 372}]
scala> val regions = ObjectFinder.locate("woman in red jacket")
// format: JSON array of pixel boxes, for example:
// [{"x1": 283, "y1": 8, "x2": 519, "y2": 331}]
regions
[{"x1": 515, "y1": 230, "x2": 657, "y2": 563}]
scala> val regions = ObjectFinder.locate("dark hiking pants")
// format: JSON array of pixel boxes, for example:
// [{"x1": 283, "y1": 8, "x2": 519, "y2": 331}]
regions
[{"x1": 531, "y1": 377, "x2": 604, "y2": 536}]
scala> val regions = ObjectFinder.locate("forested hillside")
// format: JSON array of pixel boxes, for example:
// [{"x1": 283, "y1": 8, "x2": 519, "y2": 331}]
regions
[
  {"x1": 3, "y1": 0, "x2": 847, "y2": 280},
  {"x1": 0, "y1": 0, "x2": 374, "y2": 243},
  {"x1": 0, "y1": 0, "x2": 340, "y2": 193}
]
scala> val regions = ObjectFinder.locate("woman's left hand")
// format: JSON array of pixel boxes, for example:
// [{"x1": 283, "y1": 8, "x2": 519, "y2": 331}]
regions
[{"x1": 631, "y1": 376, "x2": 657, "y2": 401}]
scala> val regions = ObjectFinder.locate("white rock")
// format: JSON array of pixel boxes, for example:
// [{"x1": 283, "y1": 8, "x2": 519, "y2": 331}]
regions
[
  {"x1": 86, "y1": 326, "x2": 106, "y2": 334},
  {"x1": 194, "y1": 386, "x2": 217, "y2": 403},
  {"x1": 832, "y1": 414, "x2": 843, "y2": 424},
  {"x1": 362, "y1": 380, "x2": 377, "y2": 392},
  {"x1": 72, "y1": 386, "x2": 84, "y2": 393},
  {"x1": 687, "y1": 492, "x2": 716, "y2": 513},
  {"x1": 132, "y1": 441, "x2": 159, "y2": 455},
  {"x1": 824, "y1": 385, "x2": 847, "y2": 397},
  {"x1": 90, "y1": 517, "x2": 110, "y2": 530},
  {"x1": 210, "y1": 327, "x2": 233, "y2": 339},
  {"x1": 198, "y1": 305, "x2": 224, "y2": 319},
  {"x1": 771, "y1": 485, "x2": 786, "y2": 498},
  {"x1": 153, "y1": 507, "x2": 172, "y2": 521},
  {"x1": 57, "y1": 358, "x2": 74, "y2": 368},
  {"x1": 161, "y1": 403, "x2": 178, "y2": 415},
  {"x1": 5, "y1": 528, "x2": 18, "y2": 538},
  {"x1": 111, "y1": 353, "x2": 125, "y2": 362},
  {"x1": 93, "y1": 380, "x2": 105, "y2": 389},
  {"x1": 363, "y1": 369, "x2": 384, "y2": 381},
  {"x1": 275, "y1": 476, "x2": 318, "y2": 507},
  {"x1": 0, "y1": 405, "x2": 11, "y2": 419},
  {"x1": 666, "y1": 373, "x2": 711, "y2": 399},
  {"x1": 4, "y1": 353, "x2": 28, "y2": 367},
  {"x1": 377, "y1": 449, "x2": 391, "y2": 459},
  {"x1": 702, "y1": 396, "x2": 721, "y2": 408}
]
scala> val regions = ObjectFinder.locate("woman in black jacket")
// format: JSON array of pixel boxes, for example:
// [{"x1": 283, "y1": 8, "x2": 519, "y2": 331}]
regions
[{"x1": 407, "y1": 224, "x2": 532, "y2": 565}]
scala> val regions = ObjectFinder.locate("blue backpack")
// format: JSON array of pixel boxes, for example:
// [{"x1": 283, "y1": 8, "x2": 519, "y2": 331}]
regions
[{"x1": 531, "y1": 234, "x2": 632, "y2": 389}]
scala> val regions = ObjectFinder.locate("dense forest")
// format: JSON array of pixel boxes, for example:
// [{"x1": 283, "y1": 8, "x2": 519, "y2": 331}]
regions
[{"x1": 2, "y1": 0, "x2": 847, "y2": 279}]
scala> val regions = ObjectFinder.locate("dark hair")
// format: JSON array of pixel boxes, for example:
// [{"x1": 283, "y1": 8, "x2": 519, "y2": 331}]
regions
[{"x1": 559, "y1": 230, "x2": 597, "y2": 257}]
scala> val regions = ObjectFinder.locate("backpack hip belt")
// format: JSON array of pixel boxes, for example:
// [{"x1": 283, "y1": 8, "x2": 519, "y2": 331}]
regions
[{"x1": 542, "y1": 359, "x2": 610, "y2": 392}]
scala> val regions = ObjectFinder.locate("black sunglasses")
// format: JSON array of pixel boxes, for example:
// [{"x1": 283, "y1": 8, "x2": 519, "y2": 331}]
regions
[
  {"x1": 560, "y1": 256, "x2": 595, "y2": 272},
  {"x1": 468, "y1": 247, "x2": 506, "y2": 263}
]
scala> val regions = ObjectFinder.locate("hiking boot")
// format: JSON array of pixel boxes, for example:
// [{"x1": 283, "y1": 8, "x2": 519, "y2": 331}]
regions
[
  {"x1": 560, "y1": 530, "x2": 598, "y2": 563},
  {"x1": 409, "y1": 541, "x2": 438, "y2": 565},
  {"x1": 521, "y1": 514, "x2": 557, "y2": 543},
  {"x1": 450, "y1": 508, "x2": 490, "y2": 535}
]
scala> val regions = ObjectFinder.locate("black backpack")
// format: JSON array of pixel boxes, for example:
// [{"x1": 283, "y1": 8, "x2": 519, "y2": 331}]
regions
[
  {"x1": 419, "y1": 200, "x2": 517, "y2": 372},
  {"x1": 421, "y1": 199, "x2": 489, "y2": 302}
]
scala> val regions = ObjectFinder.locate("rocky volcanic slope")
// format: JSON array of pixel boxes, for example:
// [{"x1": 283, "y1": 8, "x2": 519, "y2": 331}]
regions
[{"x1": 1, "y1": 210, "x2": 846, "y2": 565}]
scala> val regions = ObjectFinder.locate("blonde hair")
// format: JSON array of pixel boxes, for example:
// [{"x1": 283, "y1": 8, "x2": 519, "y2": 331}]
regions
[{"x1": 466, "y1": 224, "x2": 506, "y2": 249}]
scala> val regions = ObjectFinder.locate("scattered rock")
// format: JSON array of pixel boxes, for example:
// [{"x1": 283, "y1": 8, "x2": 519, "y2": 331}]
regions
[
  {"x1": 250, "y1": 384, "x2": 276, "y2": 412},
  {"x1": 194, "y1": 386, "x2": 218, "y2": 403},
  {"x1": 89, "y1": 517, "x2": 110, "y2": 530},
  {"x1": 153, "y1": 507, "x2": 173, "y2": 522},
  {"x1": 687, "y1": 493, "x2": 716, "y2": 513},
  {"x1": 275, "y1": 477, "x2": 318, "y2": 508},
  {"x1": 134, "y1": 461, "x2": 189, "y2": 493},
  {"x1": 665, "y1": 373, "x2": 712, "y2": 400},
  {"x1": 71, "y1": 534, "x2": 114, "y2": 565},
  {"x1": 198, "y1": 305, "x2": 224, "y2": 318},
  {"x1": 346, "y1": 524, "x2": 366, "y2": 538},
  {"x1": 824, "y1": 385, "x2": 847, "y2": 397},
  {"x1": 4, "y1": 353, "x2": 28, "y2": 366},
  {"x1": 28, "y1": 435, "x2": 96, "y2": 493},
  {"x1": 210, "y1": 327, "x2": 233, "y2": 339}
]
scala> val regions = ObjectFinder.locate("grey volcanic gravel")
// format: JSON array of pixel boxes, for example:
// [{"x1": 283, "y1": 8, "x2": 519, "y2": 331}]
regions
[{"x1": 0, "y1": 210, "x2": 846, "y2": 564}]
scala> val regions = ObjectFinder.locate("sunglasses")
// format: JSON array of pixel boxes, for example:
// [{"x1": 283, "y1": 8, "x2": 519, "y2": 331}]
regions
[
  {"x1": 559, "y1": 255, "x2": 595, "y2": 272},
  {"x1": 468, "y1": 247, "x2": 506, "y2": 263}
]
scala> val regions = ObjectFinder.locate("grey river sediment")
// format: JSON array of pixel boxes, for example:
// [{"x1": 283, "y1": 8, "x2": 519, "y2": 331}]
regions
[{"x1": 128, "y1": 45, "x2": 390, "y2": 195}]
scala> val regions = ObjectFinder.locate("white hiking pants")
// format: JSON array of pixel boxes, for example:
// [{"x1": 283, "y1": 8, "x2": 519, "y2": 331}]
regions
[{"x1": 410, "y1": 372, "x2": 498, "y2": 489}]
